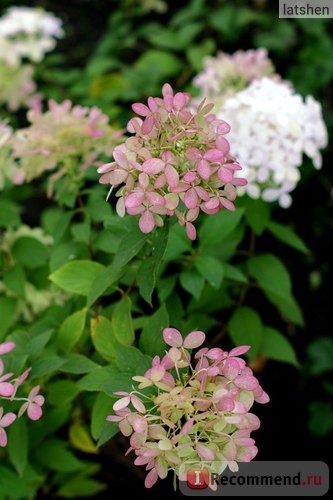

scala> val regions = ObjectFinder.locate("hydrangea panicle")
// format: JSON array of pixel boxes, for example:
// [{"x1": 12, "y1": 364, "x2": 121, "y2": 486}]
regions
[
  {"x1": 107, "y1": 328, "x2": 269, "y2": 488},
  {"x1": 219, "y1": 78, "x2": 328, "y2": 207},
  {"x1": 98, "y1": 83, "x2": 246, "y2": 240}
]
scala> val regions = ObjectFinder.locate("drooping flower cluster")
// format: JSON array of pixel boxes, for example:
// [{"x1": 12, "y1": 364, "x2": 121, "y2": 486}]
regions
[
  {"x1": 8, "y1": 98, "x2": 123, "y2": 196},
  {"x1": 98, "y1": 83, "x2": 246, "y2": 240},
  {"x1": 219, "y1": 78, "x2": 328, "y2": 207},
  {"x1": 107, "y1": 328, "x2": 269, "y2": 489},
  {"x1": 0, "y1": 341, "x2": 44, "y2": 447},
  {"x1": 0, "y1": 6, "x2": 63, "y2": 67},
  {"x1": 0, "y1": 7, "x2": 62, "y2": 110},
  {"x1": 193, "y1": 49, "x2": 275, "y2": 109}
]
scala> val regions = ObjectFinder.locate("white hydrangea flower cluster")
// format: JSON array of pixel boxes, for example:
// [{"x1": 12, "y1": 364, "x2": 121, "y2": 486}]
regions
[
  {"x1": 0, "y1": 6, "x2": 63, "y2": 67},
  {"x1": 219, "y1": 78, "x2": 328, "y2": 208}
]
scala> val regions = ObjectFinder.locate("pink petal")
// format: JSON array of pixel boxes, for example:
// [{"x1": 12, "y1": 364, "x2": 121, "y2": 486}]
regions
[
  {"x1": 163, "y1": 328, "x2": 183, "y2": 347},
  {"x1": 223, "y1": 359, "x2": 240, "y2": 380},
  {"x1": 236, "y1": 445, "x2": 258, "y2": 462},
  {"x1": 222, "y1": 440, "x2": 236, "y2": 461},
  {"x1": 218, "y1": 167, "x2": 233, "y2": 183},
  {"x1": 217, "y1": 397, "x2": 235, "y2": 412},
  {"x1": 216, "y1": 136, "x2": 230, "y2": 154},
  {"x1": 235, "y1": 374, "x2": 259, "y2": 390},
  {"x1": 233, "y1": 177, "x2": 247, "y2": 186},
  {"x1": 142, "y1": 158, "x2": 165, "y2": 175},
  {"x1": 0, "y1": 342, "x2": 15, "y2": 355},
  {"x1": 197, "y1": 159, "x2": 211, "y2": 180},
  {"x1": 108, "y1": 169, "x2": 128, "y2": 185},
  {"x1": 183, "y1": 171, "x2": 196, "y2": 183},
  {"x1": 204, "y1": 198, "x2": 220, "y2": 210},
  {"x1": 131, "y1": 396, "x2": 146, "y2": 413},
  {"x1": 173, "y1": 92, "x2": 187, "y2": 110},
  {"x1": 165, "y1": 164, "x2": 179, "y2": 188},
  {"x1": 204, "y1": 149, "x2": 225, "y2": 162},
  {"x1": 33, "y1": 395, "x2": 45, "y2": 406},
  {"x1": 113, "y1": 396, "x2": 131, "y2": 412},
  {"x1": 145, "y1": 192, "x2": 165, "y2": 206},
  {"x1": 0, "y1": 412, "x2": 16, "y2": 428},
  {"x1": 145, "y1": 468, "x2": 159, "y2": 488},
  {"x1": 125, "y1": 192, "x2": 145, "y2": 208},
  {"x1": 183, "y1": 331, "x2": 206, "y2": 349},
  {"x1": 0, "y1": 382, "x2": 14, "y2": 397},
  {"x1": 132, "y1": 102, "x2": 150, "y2": 116},
  {"x1": 217, "y1": 121, "x2": 231, "y2": 135},
  {"x1": 139, "y1": 172, "x2": 149, "y2": 190},
  {"x1": 220, "y1": 198, "x2": 235, "y2": 211},
  {"x1": 186, "y1": 222, "x2": 196, "y2": 240},
  {"x1": 113, "y1": 148, "x2": 128, "y2": 168},
  {"x1": 196, "y1": 443, "x2": 215, "y2": 461},
  {"x1": 141, "y1": 115, "x2": 155, "y2": 135},
  {"x1": 127, "y1": 117, "x2": 143, "y2": 134},
  {"x1": 27, "y1": 403, "x2": 43, "y2": 421},
  {"x1": 147, "y1": 97, "x2": 158, "y2": 112},
  {"x1": 0, "y1": 428, "x2": 8, "y2": 447},
  {"x1": 229, "y1": 346, "x2": 251, "y2": 357},
  {"x1": 139, "y1": 210, "x2": 155, "y2": 233},
  {"x1": 184, "y1": 188, "x2": 198, "y2": 209},
  {"x1": 185, "y1": 148, "x2": 202, "y2": 161},
  {"x1": 180, "y1": 419, "x2": 194, "y2": 435},
  {"x1": 206, "y1": 348, "x2": 224, "y2": 360}
]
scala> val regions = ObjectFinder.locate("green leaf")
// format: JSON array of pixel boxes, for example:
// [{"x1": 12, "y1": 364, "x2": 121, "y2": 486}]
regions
[
  {"x1": 0, "y1": 297, "x2": 17, "y2": 340},
  {"x1": 267, "y1": 221, "x2": 310, "y2": 254},
  {"x1": 199, "y1": 207, "x2": 245, "y2": 247},
  {"x1": 306, "y1": 337, "x2": 333, "y2": 375},
  {"x1": 244, "y1": 198, "x2": 271, "y2": 235},
  {"x1": 7, "y1": 418, "x2": 28, "y2": 477},
  {"x1": 0, "y1": 199, "x2": 21, "y2": 227},
  {"x1": 28, "y1": 330, "x2": 53, "y2": 360},
  {"x1": 134, "y1": 50, "x2": 182, "y2": 80},
  {"x1": 308, "y1": 401, "x2": 333, "y2": 436},
  {"x1": 77, "y1": 365, "x2": 133, "y2": 396},
  {"x1": 137, "y1": 223, "x2": 169, "y2": 305},
  {"x1": 3, "y1": 264, "x2": 26, "y2": 298},
  {"x1": 247, "y1": 253, "x2": 304, "y2": 325},
  {"x1": 195, "y1": 255, "x2": 224, "y2": 289},
  {"x1": 71, "y1": 217, "x2": 91, "y2": 244},
  {"x1": 30, "y1": 355, "x2": 66, "y2": 378},
  {"x1": 87, "y1": 228, "x2": 148, "y2": 307},
  {"x1": 57, "y1": 309, "x2": 87, "y2": 352},
  {"x1": 228, "y1": 307, "x2": 263, "y2": 360},
  {"x1": 223, "y1": 263, "x2": 247, "y2": 283},
  {"x1": 91, "y1": 392, "x2": 117, "y2": 441},
  {"x1": 180, "y1": 270, "x2": 205, "y2": 300},
  {"x1": 12, "y1": 237, "x2": 49, "y2": 269},
  {"x1": 58, "y1": 477, "x2": 107, "y2": 498},
  {"x1": 35, "y1": 439, "x2": 86, "y2": 472},
  {"x1": 112, "y1": 296, "x2": 134, "y2": 345},
  {"x1": 115, "y1": 344, "x2": 152, "y2": 374},
  {"x1": 59, "y1": 354, "x2": 100, "y2": 374},
  {"x1": 0, "y1": 466, "x2": 32, "y2": 499},
  {"x1": 90, "y1": 316, "x2": 119, "y2": 362},
  {"x1": 139, "y1": 303, "x2": 169, "y2": 357},
  {"x1": 69, "y1": 422, "x2": 98, "y2": 454},
  {"x1": 47, "y1": 380, "x2": 79, "y2": 406},
  {"x1": 50, "y1": 260, "x2": 105, "y2": 296},
  {"x1": 261, "y1": 326, "x2": 299, "y2": 366},
  {"x1": 164, "y1": 223, "x2": 192, "y2": 261}
]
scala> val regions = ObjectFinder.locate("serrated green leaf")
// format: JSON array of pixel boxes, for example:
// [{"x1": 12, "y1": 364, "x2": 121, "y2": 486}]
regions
[
  {"x1": 77, "y1": 366, "x2": 133, "y2": 396},
  {"x1": 195, "y1": 255, "x2": 224, "y2": 289},
  {"x1": 244, "y1": 198, "x2": 271, "y2": 235},
  {"x1": 47, "y1": 380, "x2": 79, "y2": 406},
  {"x1": 35, "y1": 439, "x2": 86, "y2": 472},
  {"x1": 59, "y1": 354, "x2": 100, "y2": 374},
  {"x1": 180, "y1": 270, "x2": 205, "y2": 299},
  {"x1": 199, "y1": 207, "x2": 245, "y2": 247},
  {"x1": 7, "y1": 418, "x2": 28, "y2": 477},
  {"x1": 57, "y1": 308, "x2": 87, "y2": 352},
  {"x1": 223, "y1": 263, "x2": 247, "y2": 283},
  {"x1": 267, "y1": 221, "x2": 310, "y2": 254},
  {"x1": 90, "y1": 316, "x2": 119, "y2": 362},
  {"x1": 261, "y1": 326, "x2": 299, "y2": 366},
  {"x1": 115, "y1": 344, "x2": 152, "y2": 374},
  {"x1": 112, "y1": 296, "x2": 134, "y2": 345},
  {"x1": 228, "y1": 306, "x2": 263, "y2": 360},
  {"x1": 139, "y1": 303, "x2": 169, "y2": 357},
  {"x1": 247, "y1": 253, "x2": 304, "y2": 325},
  {"x1": 50, "y1": 260, "x2": 105, "y2": 296},
  {"x1": 12, "y1": 236, "x2": 49, "y2": 269}
]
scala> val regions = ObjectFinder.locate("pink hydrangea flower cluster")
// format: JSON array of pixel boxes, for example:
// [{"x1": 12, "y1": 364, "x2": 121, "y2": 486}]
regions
[
  {"x1": 107, "y1": 328, "x2": 269, "y2": 488},
  {"x1": 9, "y1": 98, "x2": 123, "y2": 195},
  {"x1": 98, "y1": 83, "x2": 246, "y2": 240},
  {"x1": 193, "y1": 48, "x2": 275, "y2": 108},
  {"x1": 0, "y1": 341, "x2": 44, "y2": 447}
]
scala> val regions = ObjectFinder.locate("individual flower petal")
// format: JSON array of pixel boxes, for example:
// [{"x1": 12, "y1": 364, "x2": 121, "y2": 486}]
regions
[
  {"x1": 141, "y1": 158, "x2": 165, "y2": 175},
  {"x1": 139, "y1": 210, "x2": 155, "y2": 233},
  {"x1": 183, "y1": 330, "x2": 206, "y2": 349},
  {"x1": 163, "y1": 328, "x2": 183, "y2": 347}
]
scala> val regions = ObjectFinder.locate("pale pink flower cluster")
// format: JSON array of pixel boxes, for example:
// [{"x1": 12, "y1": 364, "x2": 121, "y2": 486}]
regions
[
  {"x1": 0, "y1": 63, "x2": 36, "y2": 111},
  {"x1": 193, "y1": 48, "x2": 275, "y2": 108},
  {"x1": 98, "y1": 83, "x2": 246, "y2": 240},
  {"x1": 107, "y1": 328, "x2": 269, "y2": 488},
  {"x1": 9, "y1": 98, "x2": 122, "y2": 195},
  {"x1": 0, "y1": 341, "x2": 44, "y2": 447}
]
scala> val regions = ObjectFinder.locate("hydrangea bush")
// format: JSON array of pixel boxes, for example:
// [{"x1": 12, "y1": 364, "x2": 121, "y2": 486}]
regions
[{"x1": 0, "y1": 2, "x2": 330, "y2": 498}]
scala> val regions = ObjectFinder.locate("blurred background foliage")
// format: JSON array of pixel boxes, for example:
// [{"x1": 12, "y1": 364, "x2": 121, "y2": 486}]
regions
[{"x1": 0, "y1": 0, "x2": 332, "y2": 497}]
